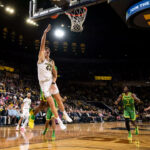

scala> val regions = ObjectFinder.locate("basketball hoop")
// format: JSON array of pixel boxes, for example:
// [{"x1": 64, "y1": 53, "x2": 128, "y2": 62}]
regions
[{"x1": 65, "y1": 7, "x2": 87, "y2": 32}]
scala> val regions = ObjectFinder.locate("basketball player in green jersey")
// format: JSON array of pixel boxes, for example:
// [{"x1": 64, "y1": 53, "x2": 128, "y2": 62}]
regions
[
  {"x1": 41, "y1": 90, "x2": 58, "y2": 141},
  {"x1": 115, "y1": 86, "x2": 142, "y2": 140}
]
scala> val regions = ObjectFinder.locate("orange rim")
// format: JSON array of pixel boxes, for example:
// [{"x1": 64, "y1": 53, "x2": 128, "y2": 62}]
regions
[{"x1": 65, "y1": 7, "x2": 87, "y2": 17}]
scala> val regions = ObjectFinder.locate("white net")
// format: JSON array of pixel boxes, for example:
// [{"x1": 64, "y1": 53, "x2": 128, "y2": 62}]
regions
[{"x1": 66, "y1": 7, "x2": 87, "y2": 32}]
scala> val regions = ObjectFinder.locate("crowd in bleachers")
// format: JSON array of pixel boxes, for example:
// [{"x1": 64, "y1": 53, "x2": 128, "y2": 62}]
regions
[
  {"x1": 1, "y1": 68, "x2": 150, "y2": 126},
  {"x1": 0, "y1": 71, "x2": 108, "y2": 125}
]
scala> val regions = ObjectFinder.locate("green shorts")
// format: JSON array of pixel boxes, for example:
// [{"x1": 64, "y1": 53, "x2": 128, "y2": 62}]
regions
[
  {"x1": 40, "y1": 96, "x2": 47, "y2": 102},
  {"x1": 46, "y1": 108, "x2": 54, "y2": 120},
  {"x1": 124, "y1": 109, "x2": 136, "y2": 121}
]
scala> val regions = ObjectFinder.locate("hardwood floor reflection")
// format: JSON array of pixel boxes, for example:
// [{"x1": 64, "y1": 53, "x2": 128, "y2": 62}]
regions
[{"x1": 0, "y1": 122, "x2": 150, "y2": 150}]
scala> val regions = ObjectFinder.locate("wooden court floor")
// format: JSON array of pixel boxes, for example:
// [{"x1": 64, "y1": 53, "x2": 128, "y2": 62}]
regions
[{"x1": 0, "y1": 122, "x2": 150, "y2": 150}]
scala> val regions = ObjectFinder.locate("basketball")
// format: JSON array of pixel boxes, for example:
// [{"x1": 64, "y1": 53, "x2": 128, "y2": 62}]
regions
[{"x1": 50, "y1": 14, "x2": 59, "y2": 19}]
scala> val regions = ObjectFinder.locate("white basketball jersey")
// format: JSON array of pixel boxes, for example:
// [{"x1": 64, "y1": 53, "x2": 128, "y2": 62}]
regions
[
  {"x1": 37, "y1": 59, "x2": 53, "y2": 82},
  {"x1": 23, "y1": 98, "x2": 31, "y2": 110}
]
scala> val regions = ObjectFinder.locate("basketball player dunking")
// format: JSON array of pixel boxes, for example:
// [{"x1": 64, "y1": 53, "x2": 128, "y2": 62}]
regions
[{"x1": 29, "y1": 24, "x2": 72, "y2": 130}]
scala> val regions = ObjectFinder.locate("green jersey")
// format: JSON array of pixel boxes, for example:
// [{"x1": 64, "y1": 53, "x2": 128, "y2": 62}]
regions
[
  {"x1": 46, "y1": 98, "x2": 58, "y2": 120},
  {"x1": 122, "y1": 92, "x2": 135, "y2": 111}
]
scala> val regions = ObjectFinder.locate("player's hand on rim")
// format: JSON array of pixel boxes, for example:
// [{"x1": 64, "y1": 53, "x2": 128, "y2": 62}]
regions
[{"x1": 44, "y1": 24, "x2": 51, "y2": 33}]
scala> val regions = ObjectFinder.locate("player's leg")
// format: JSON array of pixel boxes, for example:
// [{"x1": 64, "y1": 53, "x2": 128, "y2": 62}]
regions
[
  {"x1": 131, "y1": 120, "x2": 139, "y2": 135},
  {"x1": 53, "y1": 94, "x2": 71, "y2": 122},
  {"x1": 46, "y1": 96, "x2": 66, "y2": 130},
  {"x1": 29, "y1": 101, "x2": 46, "y2": 129},
  {"x1": 21, "y1": 112, "x2": 29, "y2": 132},
  {"x1": 29, "y1": 97, "x2": 57, "y2": 129},
  {"x1": 51, "y1": 84, "x2": 72, "y2": 122},
  {"x1": 51, "y1": 117, "x2": 56, "y2": 141},
  {"x1": 43, "y1": 120, "x2": 50, "y2": 135},
  {"x1": 30, "y1": 101, "x2": 45, "y2": 120},
  {"x1": 20, "y1": 117, "x2": 28, "y2": 132},
  {"x1": 131, "y1": 120, "x2": 137, "y2": 128},
  {"x1": 16, "y1": 117, "x2": 23, "y2": 131},
  {"x1": 130, "y1": 111, "x2": 139, "y2": 135},
  {"x1": 33, "y1": 101, "x2": 45, "y2": 115},
  {"x1": 125, "y1": 118, "x2": 132, "y2": 140},
  {"x1": 43, "y1": 108, "x2": 51, "y2": 135},
  {"x1": 124, "y1": 110, "x2": 132, "y2": 140},
  {"x1": 29, "y1": 80, "x2": 66, "y2": 130},
  {"x1": 29, "y1": 80, "x2": 51, "y2": 129},
  {"x1": 44, "y1": 82, "x2": 67, "y2": 128}
]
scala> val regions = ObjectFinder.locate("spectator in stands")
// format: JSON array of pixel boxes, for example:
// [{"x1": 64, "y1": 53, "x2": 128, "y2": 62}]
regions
[{"x1": 0, "y1": 106, "x2": 8, "y2": 125}]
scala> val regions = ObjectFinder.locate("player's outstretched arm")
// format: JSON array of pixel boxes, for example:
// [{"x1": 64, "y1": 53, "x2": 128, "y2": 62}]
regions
[
  {"x1": 144, "y1": 106, "x2": 150, "y2": 111},
  {"x1": 38, "y1": 24, "x2": 51, "y2": 63},
  {"x1": 115, "y1": 94, "x2": 122, "y2": 105},
  {"x1": 132, "y1": 93, "x2": 141, "y2": 103}
]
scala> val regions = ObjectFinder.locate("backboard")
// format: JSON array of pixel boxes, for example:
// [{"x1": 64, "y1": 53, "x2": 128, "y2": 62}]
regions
[{"x1": 29, "y1": 0, "x2": 106, "y2": 21}]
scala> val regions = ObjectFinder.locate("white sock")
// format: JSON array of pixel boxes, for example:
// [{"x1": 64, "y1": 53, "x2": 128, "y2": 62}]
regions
[
  {"x1": 56, "y1": 117, "x2": 60, "y2": 121},
  {"x1": 63, "y1": 111, "x2": 67, "y2": 115},
  {"x1": 56, "y1": 117, "x2": 63, "y2": 124}
]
